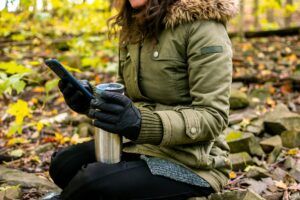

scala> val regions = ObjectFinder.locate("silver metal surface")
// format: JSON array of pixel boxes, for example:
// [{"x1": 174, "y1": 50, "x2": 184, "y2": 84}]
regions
[
  {"x1": 94, "y1": 83, "x2": 124, "y2": 164},
  {"x1": 95, "y1": 129, "x2": 122, "y2": 164}
]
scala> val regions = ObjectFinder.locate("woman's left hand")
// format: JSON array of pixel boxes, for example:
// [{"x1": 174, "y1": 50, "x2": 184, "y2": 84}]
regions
[{"x1": 88, "y1": 91, "x2": 141, "y2": 141}]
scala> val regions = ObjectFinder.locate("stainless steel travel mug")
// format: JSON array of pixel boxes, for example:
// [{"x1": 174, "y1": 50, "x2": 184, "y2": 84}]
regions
[{"x1": 94, "y1": 83, "x2": 124, "y2": 164}]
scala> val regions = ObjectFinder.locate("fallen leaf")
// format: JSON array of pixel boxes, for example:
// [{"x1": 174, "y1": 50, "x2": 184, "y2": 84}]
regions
[
  {"x1": 30, "y1": 98, "x2": 39, "y2": 104},
  {"x1": 240, "y1": 118, "x2": 251, "y2": 128},
  {"x1": 7, "y1": 100, "x2": 32, "y2": 124},
  {"x1": 32, "y1": 87, "x2": 45, "y2": 93},
  {"x1": 229, "y1": 171, "x2": 237, "y2": 179},
  {"x1": 280, "y1": 82, "x2": 293, "y2": 94},
  {"x1": 7, "y1": 137, "x2": 29, "y2": 146},
  {"x1": 30, "y1": 155, "x2": 41, "y2": 164},
  {"x1": 275, "y1": 180, "x2": 288, "y2": 190},
  {"x1": 289, "y1": 184, "x2": 300, "y2": 191},
  {"x1": 266, "y1": 97, "x2": 276, "y2": 107},
  {"x1": 287, "y1": 148, "x2": 299, "y2": 156},
  {"x1": 40, "y1": 113, "x2": 68, "y2": 124},
  {"x1": 36, "y1": 121, "x2": 44, "y2": 132},
  {"x1": 55, "y1": 132, "x2": 71, "y2": 144},
  {"x1": 9, "y1": 149, "x2": 24, "y2": 158},
  {"x1": 42, "y1": 137, "x2": 56, "y2": 143},
  {"x1": 70, "y1": 134, "x2": 92, "y2": 145}
]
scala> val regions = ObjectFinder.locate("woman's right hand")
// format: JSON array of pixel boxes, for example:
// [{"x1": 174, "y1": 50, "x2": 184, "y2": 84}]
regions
[{"x1": 58, "y1": 79, "x2": 93, "y2": 114}]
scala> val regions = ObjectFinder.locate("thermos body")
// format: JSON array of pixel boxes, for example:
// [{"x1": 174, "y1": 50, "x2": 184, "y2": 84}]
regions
[
  {"x1": 94, "y1": 130, "x2": 122, "y2": 164},
  {"x1": 94, "y1": 83, "x2": 125, "y2": 164}
]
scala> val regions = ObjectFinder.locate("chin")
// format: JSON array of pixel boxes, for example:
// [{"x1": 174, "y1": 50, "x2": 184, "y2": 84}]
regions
[
  {"x1": 129, "y1": 0, "x2": 146, "y2": 9},
  {"x1": 131, "y1": 5, "x2": 144, "y2": 9}
]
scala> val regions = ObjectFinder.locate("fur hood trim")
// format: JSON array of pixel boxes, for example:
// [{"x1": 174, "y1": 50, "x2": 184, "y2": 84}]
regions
[{"x1": 164, "y1": 0, "x2": 239, "y2": 28}]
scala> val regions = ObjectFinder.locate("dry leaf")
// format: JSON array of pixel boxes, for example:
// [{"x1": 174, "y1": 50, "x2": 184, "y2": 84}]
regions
[
  {"x1": 71, "y1": 134, "x2": 92, "y2": 145},
  {"x1": 287, "y1": 148, "x2": 299, "y2": 156},
  {"x1": 31, "y1": 155, "x2": 41, "y2": 164},
  {"x1": 275, "y1": 180, "x2": 288, "y2": 190},
  {"x1": 7, "y1": 100, "x2": 32, "y2": 124},
  {"x1": 289, "y1": 184, "x2": 300, "y2": 191},
  {"x1": 7, "y1": 137, "x2": 29, "y2": 146},
  {"x1": 229, "y1": 171, "x2": 237, "y2": 179},
  {"x1": 32, "y1": 87, "x2": 45, "y2": 93},
  {"x1": 9, "y1": 149, "x2": 24, "y2": 158}
]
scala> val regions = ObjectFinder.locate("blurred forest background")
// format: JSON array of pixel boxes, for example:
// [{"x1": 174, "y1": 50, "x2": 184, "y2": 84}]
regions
[{"x1": 0, "y1": 0, "x2": 300, "y2": 199}]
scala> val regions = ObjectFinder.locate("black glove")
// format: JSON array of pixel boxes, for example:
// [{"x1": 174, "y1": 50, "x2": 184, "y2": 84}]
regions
[
  {"x1": 58, "y1": 79, "x2": 93, "y2": 114},
  {"x1": 87, "y1": 91, "x2": 141, "y2": 141}
]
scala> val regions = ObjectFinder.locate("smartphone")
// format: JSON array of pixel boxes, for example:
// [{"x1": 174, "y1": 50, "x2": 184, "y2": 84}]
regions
[{"x1": 44, "y1": 59, "x2": 94, "y2": 100}]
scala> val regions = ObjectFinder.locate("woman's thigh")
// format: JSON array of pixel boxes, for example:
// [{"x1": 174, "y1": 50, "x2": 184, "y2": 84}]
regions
[
  {"x1": 60, "y1": 160, "x2": 214, "y2": 200},
  {"x1": 49, "y1": 140, "x2": 140, "y2": 189}
]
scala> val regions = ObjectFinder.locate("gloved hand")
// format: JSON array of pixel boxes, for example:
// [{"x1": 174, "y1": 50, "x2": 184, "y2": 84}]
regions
[
  {"x1": 58, "y1": 79, "x2": 93, "y2": 114},
  {"x1": 87, "y1": 91, "x2": 141, "y2": 141}
]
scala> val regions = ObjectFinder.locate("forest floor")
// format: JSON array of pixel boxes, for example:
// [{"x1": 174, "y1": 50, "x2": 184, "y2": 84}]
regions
[{"x1": 0, "y1": 34, "x2": 300, "y2": 199}]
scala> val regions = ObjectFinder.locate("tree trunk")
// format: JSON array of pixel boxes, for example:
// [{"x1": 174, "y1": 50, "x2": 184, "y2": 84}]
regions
[
  {"x1": 266, "y1": 9, "x2": 275, "y2": 23},
  {"x1": 284, "y1": 0, "x2": 293, "y2": 27},
  {"x1": 238, "y1": 0, "x2": 245, "y2": 40},
  {"x1": 4, "y1": 0, "x2": 7, "y2": 11},
  {"x1": 253, "y1": 0, "x2": 259, "y2": 29}
]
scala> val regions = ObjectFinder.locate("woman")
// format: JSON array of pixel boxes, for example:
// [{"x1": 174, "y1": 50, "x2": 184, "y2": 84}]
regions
[{"x1": 49, "y1": 0, "x2": 238, "y2": 199}]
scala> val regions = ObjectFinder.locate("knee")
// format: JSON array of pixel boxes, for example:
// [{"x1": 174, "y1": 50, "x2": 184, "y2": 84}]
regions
[
  {"x1": 61, "y1": 162, "x2": 124, "y2": 200},
  {"x1": 49, "y1": 140, "x2": 95, "y2": 171},
  {"x1": 49, "y1": 149, "x2": 62, "y2": 175},
  {"x1": 49, "y1": 148, "x2": 68, "y2": 188},
  {"x1": 49, "y1": 140, "x2": 95, "y2": 188}
]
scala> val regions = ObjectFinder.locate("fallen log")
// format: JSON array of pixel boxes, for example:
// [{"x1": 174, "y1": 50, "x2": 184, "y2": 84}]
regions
[{"x1": 229, "y1": 27, "x2": 300, "y2": 38}]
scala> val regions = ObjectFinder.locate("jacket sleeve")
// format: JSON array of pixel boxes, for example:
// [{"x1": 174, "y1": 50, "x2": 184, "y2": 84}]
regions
[{"x1": 135, "y1": 21, "x2": 232, "y2": 146}]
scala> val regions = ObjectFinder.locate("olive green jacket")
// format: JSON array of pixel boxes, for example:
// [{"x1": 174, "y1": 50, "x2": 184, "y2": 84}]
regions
[{"x1": 118, "y1": 0, "x2": 239, "y2": 192}]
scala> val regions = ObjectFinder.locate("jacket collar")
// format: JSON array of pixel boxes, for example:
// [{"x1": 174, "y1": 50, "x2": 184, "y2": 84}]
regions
[{"x1": 164, "y1": 0, "x2": 239, "y2": 28}]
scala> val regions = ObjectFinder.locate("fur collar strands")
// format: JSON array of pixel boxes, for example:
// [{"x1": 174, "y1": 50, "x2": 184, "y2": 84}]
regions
[{"x1": 164, "y1": 0, "x2": 239, "y2": 28}]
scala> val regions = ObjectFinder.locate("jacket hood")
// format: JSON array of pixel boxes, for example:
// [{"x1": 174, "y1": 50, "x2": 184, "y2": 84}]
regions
[{"x1": 164, "y1": 0, "x2": 239, "y2": 28}]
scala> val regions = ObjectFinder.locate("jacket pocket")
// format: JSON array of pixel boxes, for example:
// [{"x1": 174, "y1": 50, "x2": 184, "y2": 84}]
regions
[{"x1": 150, "y1": 48, "x2": 188, "y2": 92}]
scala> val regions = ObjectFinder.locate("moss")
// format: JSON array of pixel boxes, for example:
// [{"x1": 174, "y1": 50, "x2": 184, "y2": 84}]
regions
[{"x1": 226, "y1": 131, "x2": 243, "y2": 142}]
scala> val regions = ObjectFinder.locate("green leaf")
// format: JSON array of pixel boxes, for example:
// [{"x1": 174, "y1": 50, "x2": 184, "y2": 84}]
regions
[
  {"x1": 7, "y1": 124, "x2": 23, "y2": 136},
  {"x1": 11, "y1": 34, "x2": 26, "y2": 41},
  {"x1": 0, "y1": 61, "x2": 32, "y2": 74},
  {"x1": 12, "y1": 80, "x2": 26, "y2": 94},
  {"x1": 0, "y1": 185, "x2": 20, "y2": 192},
  {"x1": 65, "y1": 65, "x2": 82, "y2": 73},
  {"x1": 226, "y1": 131, "x2": 243, "y2": 142},
  {"x1": 9, "y1": 149, "x2": 24, "y2": 158},
  {"x1": 0, "y1": 73, "x2": 27, "y2": 96},
  {"x1": 45, "y1": 78, "x2": 59, "y2": 94}
]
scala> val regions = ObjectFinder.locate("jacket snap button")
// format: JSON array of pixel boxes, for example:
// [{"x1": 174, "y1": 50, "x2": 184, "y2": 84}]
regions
[
  {"x1": 190, "y1": 127, "x2": 197, "y2": 134},
  {"x1": 153, "y1": 51, "x2": 159, "y2": 58}
]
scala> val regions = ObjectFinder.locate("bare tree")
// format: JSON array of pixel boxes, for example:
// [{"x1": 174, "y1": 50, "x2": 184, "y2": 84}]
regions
[
  {"x1": 253, "y1": 0, "x2": 260, "y2": 29},
  {"x1": 284, "y1": 0, "x2": 293, "y2": 27},
  {"x1": 238, "y1": 0, "x2": 245, "y2": 40}
]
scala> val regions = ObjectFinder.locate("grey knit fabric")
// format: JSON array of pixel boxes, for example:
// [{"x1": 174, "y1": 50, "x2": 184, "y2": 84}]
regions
[{"x1": 140, "y1": 155, "x2": 211, "y2": 188}]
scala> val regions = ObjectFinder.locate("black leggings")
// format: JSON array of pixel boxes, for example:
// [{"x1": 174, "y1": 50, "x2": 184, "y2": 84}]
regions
[{"x1": 49, "y1": 140, "x2": 214, "y2": 200}]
